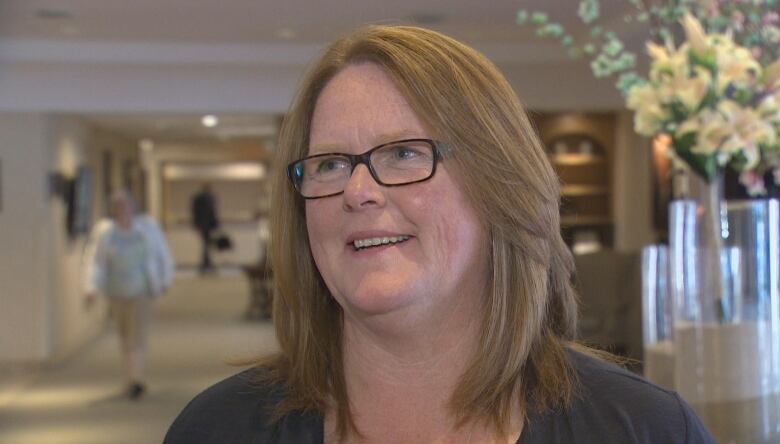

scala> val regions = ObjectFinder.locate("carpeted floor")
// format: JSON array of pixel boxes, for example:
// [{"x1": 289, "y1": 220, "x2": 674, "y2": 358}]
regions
[{"x1": 0, "y1": 272, "x2": 277, "y2": 444}]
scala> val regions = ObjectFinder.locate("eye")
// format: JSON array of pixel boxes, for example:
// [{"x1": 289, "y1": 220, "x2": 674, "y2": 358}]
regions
[
  {"x1": 372, "y1": 142, "x2": 434, "y2": 171},
  {"x1": 390, "y1": 145, "x2": 424, "y2": 160},
  {"x1": 384, "y1": 143, "x2": 435, "y2": 164},
  {"x1": 312, "y1": 156, "x2": 349, "y2": 175}
]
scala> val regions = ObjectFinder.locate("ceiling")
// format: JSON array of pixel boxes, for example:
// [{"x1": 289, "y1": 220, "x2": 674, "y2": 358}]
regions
[
  {"x1": 0, "y1": 0, "x2": 645, "y2": 142},
  {"x1": 0, "y1": 0, "x2": 637, "y2": 44},
  {"x1": 84, "y1": 113, "x2": 280, "y2": 144}
]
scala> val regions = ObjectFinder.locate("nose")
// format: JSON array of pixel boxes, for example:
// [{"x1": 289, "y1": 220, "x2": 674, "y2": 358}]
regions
[{"x1": 342, "y1": 164, "x2": 385, "y2": 211}]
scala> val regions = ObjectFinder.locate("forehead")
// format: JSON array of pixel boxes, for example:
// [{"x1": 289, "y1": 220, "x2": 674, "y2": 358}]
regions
[{"x1": 308, "y1": 63, "x2": 428, "y2": 152}]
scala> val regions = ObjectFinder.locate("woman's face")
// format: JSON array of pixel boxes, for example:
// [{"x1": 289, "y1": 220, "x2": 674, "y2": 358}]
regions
[{"x1": 305, "y1": 63, "x2": 488, "y2": 327}]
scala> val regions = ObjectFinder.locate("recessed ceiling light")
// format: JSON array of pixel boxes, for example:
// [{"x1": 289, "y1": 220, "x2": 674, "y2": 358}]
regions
[{"x1": 201, "y1": 115, "x2": 218, "y2": 128}]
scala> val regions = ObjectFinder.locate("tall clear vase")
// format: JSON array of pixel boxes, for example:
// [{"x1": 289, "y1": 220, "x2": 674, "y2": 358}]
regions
[
  {"x1": 642, "y1": 244, "x2": 675, "y2": 390},
  {"x1": 669, "y1": 171, "x2": 780, "y2": 443}
]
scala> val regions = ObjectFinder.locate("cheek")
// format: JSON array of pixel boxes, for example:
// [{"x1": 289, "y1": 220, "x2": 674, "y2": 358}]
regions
[
  {"x1": 421, "y1": 194, "x2": 484, "y2": 270},
  {"x1": 304, "y1": 201, "x2": 337, "y2": 265},
  {"x1": 305, "y1": 200, "x2": 335, "y2": 235}
]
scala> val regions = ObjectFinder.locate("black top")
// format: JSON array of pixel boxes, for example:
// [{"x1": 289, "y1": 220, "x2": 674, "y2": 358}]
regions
[
  {"x1": 191, "y1": 191, "x2": 219, "y2": 231},
  {"x1": 164, "y1": 350, "x2": 714, "y2": 443}
]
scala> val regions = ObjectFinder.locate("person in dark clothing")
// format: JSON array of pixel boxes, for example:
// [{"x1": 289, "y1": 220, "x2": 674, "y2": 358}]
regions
[
  {"x1": 191, "y1": 184, "x2": 219, "y2": 274},
  {"x1": 167, "y1": 25, "x2": 714, "y2": 443},
  {"x1": 166, "y1": 349, "x2": 712, "y2": 444}
]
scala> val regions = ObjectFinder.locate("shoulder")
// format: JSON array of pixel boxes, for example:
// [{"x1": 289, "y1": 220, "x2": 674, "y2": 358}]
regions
[
  {"x1": 134, "y1": 214, "x2": 158, "y2": 228},
  {"x1": 164, "y1": 368, "x2": 277, "y2": 443},
  {"x1": 164, "y1": 367, "x2": 322, "y2": 444},
  {"x1": 566, "y1": 349, "x2": 713, "y2": 443},
  {"x1": 567, "y1": 348, "x2": 673, "y2": 405},
  {"x1": 87, "y1": 219, "x2": 115, "y2": 246},
  {"x1": 521, "y1": 349, "x2": 713, "y2": 443},
  {"x1": 91, "y1": 218, "x2": 114, "y2": 236},
  {"x1": 134, "y1": 215, "x2": 165, "y2": 236}
]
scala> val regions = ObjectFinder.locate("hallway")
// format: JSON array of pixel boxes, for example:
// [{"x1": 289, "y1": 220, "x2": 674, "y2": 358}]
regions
[{"x1": 0, "y1": 273, "x2": 277, "y2": 444}]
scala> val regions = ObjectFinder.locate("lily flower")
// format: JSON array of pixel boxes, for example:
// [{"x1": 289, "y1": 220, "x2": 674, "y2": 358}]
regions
[
  {"x1": 765, "y1": 59, "x2": 780, "y2": 87},
  {"x1": 681, "y1": 13, "x2": 708, "y2": 56}
]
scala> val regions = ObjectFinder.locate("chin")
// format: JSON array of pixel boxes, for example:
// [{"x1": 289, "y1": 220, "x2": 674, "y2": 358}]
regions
[{"x1": 342, "y1": 277, "x2": 419, "y2": 317}]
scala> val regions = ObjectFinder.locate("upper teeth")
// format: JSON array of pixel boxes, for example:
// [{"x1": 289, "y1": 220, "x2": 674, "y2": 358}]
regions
[{"x1": 353, "y1": 235, "x2": 410, "y2": 250}]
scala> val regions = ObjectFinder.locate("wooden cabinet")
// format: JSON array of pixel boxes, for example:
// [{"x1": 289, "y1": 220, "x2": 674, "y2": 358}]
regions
[{"x1": 533, "y1": 112, "x2": 615, "y2": 248}]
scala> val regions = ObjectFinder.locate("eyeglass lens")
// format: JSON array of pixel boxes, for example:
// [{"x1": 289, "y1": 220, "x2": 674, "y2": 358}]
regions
[{"x1": 294, "y1": 140, "x2": 435, "y2": 198}]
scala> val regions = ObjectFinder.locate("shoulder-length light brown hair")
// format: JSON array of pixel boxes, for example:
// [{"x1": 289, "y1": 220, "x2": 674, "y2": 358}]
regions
[{"x1": 264, "y1": 25, "x2": 579, "y2": 439}]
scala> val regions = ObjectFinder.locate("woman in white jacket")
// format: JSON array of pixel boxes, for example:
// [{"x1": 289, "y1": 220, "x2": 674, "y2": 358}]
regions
[{"x1": 83, "y1": 190, "x2": 174, "y2": 400}]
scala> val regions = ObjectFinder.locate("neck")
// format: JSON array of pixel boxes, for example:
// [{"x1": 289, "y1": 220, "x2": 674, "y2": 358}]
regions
[
  {"x1": 343, "y1": 313, "x2": 478, "y2": 394},
  {"x1": 343, "y1": 278, "x2": 487, "y2": 385},
  {"x1": 116, "y1": 217, "x2": 132, "y2": 230},
  {"x1": 331, "y1": 291, "x2": 487, "y2": 443},
  {"x1": 326, "y1": 300, "x2": 525, "y2": 443}
]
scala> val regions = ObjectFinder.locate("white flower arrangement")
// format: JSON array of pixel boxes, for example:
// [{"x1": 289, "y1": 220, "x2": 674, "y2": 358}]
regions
[
  {"x1": 626, "y1": 15, "x2": 780, "y2": 190},
  {"x1": 518, "y1": 0, "x2": 780, "y2": 194}
]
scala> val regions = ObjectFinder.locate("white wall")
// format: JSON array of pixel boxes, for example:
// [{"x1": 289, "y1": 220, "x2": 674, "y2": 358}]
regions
[
  {"x1": 0, "y1": 47, "x2": 622, "y2": 113},
  {"x1": 167, "y1": 179, "x2": 266, "y2": 225},
  {"x1": 613, "y1": 111, "x2": 655, "y2": 252},
  {"x1": 47, "y1": 117, "x2": 105, "y2": 362},
  {"x1": 502, "y1": 62, "x2": 623, "y2": 111},
  {"x1": 144, "y1": 141, "x2": 271, "y2": 223},
  {"x1": 0, "y1": 113, "x2": 55, "y2": 362},
  {"x1": 0, "y1": 61, "x2": 304, "y2": 113},
  {"x1": 47, "y1": 118, "x2": 142, "y2": 361},
  {"x1": 0, "y1": 113, "x2": 140, "y2": 364},
  {"x1": 144, "y1": 141, "x2": 271, "y2": 267}
]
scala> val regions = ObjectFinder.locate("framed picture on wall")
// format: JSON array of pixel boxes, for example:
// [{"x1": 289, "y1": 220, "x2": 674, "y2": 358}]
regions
[
  {"x1": 102, "y1": 149, "x2": 113, "y2": 216},
  {"x1": 66, "y1": 166, "x2": 94, "y2": 238}
]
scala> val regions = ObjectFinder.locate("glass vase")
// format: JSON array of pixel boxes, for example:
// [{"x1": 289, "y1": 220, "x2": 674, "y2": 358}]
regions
[
  {"x1": 642, "y1": 244, "x2": 675, "y2": 390},
  {"x1": 669, "y1": 171, "x2": 780, "y2": 443}
]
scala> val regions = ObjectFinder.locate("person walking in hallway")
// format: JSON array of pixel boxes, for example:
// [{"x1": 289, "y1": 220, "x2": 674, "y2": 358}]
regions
[
  {"x1": 191, "y1": 183, "x2": 220, "y2": 274},
  {"x1": 83, "y1": 190, "x2": 174, "y2": 400}
]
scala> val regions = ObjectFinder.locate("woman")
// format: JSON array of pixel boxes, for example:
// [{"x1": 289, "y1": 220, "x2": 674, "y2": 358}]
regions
[
  {"x1": 166, "y1": 26, "x2": 713, "y2": 443},
  {"x1": 84, "y1": 190, "x2": 174, "y2": 400}
]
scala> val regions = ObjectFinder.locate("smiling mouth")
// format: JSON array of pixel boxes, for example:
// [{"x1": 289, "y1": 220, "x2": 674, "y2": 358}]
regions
[{"x1": 352, "y1": 235, "x2": 411, "y2": 251}]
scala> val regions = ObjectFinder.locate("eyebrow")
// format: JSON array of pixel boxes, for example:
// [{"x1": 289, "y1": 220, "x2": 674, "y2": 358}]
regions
[{"x1": 308, "y1": 130, "x2": 426, "y2": 154}]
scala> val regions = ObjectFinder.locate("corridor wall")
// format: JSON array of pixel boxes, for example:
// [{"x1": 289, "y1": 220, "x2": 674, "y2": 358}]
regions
[
  {"x1": 0, "y1": 113, "x2": 137, "y2": 364},
  {"x1": 144, "y1": 140, "x2": 272, "y2": 268},
  {"x1": 0, "y1": 113, "x2": 55, "y2": 362}
]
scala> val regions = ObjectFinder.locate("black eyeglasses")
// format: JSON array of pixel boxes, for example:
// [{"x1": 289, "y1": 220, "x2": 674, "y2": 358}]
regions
[{"x1": 287, "y1": 138, "x2": 447, "y2": 199}]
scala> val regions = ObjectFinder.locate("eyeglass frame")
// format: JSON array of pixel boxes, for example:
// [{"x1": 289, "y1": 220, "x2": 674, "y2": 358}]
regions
[{"x1": 287, "y1": 138, "x2": 448, "y2": 199}]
